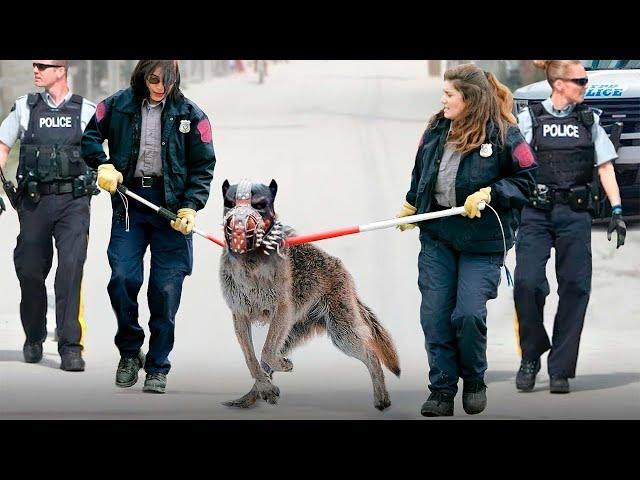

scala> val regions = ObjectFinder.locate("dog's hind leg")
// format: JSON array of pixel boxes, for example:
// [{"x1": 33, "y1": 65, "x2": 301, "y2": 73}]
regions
[
  {"x1": 223, "y1": 313, "x2": 279, "y2": 408},
  {"x1": 325, "y1": 300, "x2": 391, "y2": 411}
]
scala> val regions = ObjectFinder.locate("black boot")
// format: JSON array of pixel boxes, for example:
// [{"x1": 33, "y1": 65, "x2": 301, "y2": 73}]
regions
[
  {"x1": 23, "y1": 342, "x2": 43, "y2": 363},
  {"x1": 516, "y1": 358, "x2": 541, "y2": 392},
  {"x1": 115, "y1": 350, "x2": 145, "y2": 387},
  {"x1": 60, "y1": 351, "x2": 85, "y2": 371},
  {"x1": 550, "y1": 376, "x2": 570, "y2": 394},
  {"x1": 420, "y1": 391, "x2": 454, "y2": 417},
  {"x1": 462, "y1": 379, "x2": 487, "y2": 415},
  {"x1": 143, "y1": 373, "x2": 167, "y2": 394}
]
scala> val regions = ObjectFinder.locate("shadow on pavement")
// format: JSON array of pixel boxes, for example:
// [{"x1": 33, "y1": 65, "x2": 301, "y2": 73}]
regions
[{"x1": 0, "y1": 350, "x2": 60, "y2": 369}]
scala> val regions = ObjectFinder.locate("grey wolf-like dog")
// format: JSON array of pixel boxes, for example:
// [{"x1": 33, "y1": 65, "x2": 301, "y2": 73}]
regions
[{"x1": 219, "y1": 179, "x2": 400, "y2": 410}]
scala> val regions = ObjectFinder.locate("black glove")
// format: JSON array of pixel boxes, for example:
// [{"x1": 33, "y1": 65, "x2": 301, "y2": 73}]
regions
[{"x1": 607, "y1": 210, "x2": 626, "y2": 249}]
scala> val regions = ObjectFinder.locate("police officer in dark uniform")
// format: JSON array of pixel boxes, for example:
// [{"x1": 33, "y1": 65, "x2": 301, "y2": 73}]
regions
[
  {"x1": 396, "y1": 64, "x2": 537, "y2": 416},
  {"x1": 514, "y1": 60, "x2": 627, "y2": 394},
  {"x1": 81, "y1": 60, "x2": 215, "y2": 394},
  {"x1": 0, "y1": 60, "x2": 97, "y2": 371}
]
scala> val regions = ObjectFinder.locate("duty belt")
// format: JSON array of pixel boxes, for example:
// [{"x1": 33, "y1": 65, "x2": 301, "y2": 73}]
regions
[
  {"x1": 38, "y1": 181, "x2": 74, "y2": 195},
  {"x1": 549, "y1": 188, "x2": 571, "y2": 204}
]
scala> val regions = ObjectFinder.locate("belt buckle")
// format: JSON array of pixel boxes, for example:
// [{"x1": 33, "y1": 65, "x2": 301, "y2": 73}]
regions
[{"x1": 142, "y1": 176, "x2": 153, "y2": 188}]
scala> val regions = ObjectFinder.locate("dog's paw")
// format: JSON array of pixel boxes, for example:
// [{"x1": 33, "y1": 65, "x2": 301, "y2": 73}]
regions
[
  {"x1": 222, "y1": 388, "x2": 259, "y2": 409},
  {"x1": 261, "y1": 356, "x2": 293, "y2": 373},
  {"x1": 374, "y1": 394, "x2": 391, "y2": 411},
  {"x1": 277, "y1": 356, "x2": 294, "y2": 372},
  {"x1": 256, "y1": 380, "x2": 280, "y2": 405}
]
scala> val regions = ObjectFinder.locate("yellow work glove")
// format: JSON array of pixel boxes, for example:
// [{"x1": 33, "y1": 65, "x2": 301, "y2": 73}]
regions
[
  {"x1": 97, "y1": 164, "x2": 123, "y2": 194},
  {"x1": 396, "y1": 201, "x2": 417, "y2": 231},
  {"x1": 463, "y1": 187, "x2": 491, "y2": 218},
  {"x1": 170, "y1": 208, "x2": 196, "y2": 235}
]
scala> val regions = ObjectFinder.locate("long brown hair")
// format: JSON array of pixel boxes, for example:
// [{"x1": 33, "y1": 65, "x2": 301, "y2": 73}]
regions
[
  {"x1": 428, "y1": 63, "x2": 516, "y2": 153},
  {"x1": 533, "y1": 59, "x2": 582, "y2": 89}
]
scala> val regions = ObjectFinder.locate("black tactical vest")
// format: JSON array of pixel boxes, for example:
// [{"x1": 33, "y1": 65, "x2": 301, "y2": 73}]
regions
[
  {"x1": 18, "y1": 93, "x2": 88, "y2": 184},
  {"x1": 529, "y1": 102, "x2": 595, "y2": 189}
]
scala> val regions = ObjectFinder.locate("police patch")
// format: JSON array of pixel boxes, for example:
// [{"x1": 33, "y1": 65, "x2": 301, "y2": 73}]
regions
[
  {"x1": 513, "y1": 142, "x2": 536, "y2": 168},
  {"x1": 197, "y1": 118, "x2": 212, "y2": 143},
  {"x1": 96, "y1": 102, "x2": 106, "y2": 123},
  {"x1": 179, "y1": 120, "x2": 191, "y2": 133}
]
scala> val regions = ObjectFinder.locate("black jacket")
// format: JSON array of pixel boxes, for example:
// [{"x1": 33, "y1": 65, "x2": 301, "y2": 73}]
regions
[
  {"x1": 81, "y1": 88, "x2": 216, "y2": 217},
  {"x1": 406, "y1": 116, "x2": 537, "y2": 253}
]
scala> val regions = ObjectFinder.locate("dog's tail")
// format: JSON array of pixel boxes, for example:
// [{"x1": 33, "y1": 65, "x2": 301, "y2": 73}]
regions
[{"x1": 358, "y1": 298, "x2": 401, "y2": 377}]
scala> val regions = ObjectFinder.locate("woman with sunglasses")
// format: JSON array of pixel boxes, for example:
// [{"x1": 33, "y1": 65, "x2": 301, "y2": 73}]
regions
[
  {"x1": 81, "y1": 60, "x2": 216, "y2": 394},
  {"x1": 513, "y1": 60, "x2": 626, "y2": 394}
]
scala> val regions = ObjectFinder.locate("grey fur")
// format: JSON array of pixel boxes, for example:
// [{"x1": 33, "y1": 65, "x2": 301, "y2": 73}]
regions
[{"x1": 220, "y1": 225, "x2": 401, "y2": 411}]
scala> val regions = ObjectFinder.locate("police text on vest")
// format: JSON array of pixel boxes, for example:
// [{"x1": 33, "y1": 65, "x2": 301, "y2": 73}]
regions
[
  {"x1": 542, "y1": 124, "x2": 579, "y2": 138},
  {"x1": 40, "y1": 116, "x2": 72, "y2": 128}
]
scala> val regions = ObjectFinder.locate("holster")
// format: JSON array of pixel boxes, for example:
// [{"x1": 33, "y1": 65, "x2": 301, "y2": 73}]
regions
[
  {"x1": 568, "y1": 185, "x2": 590, "y2": 212},
  {"x1": 2, "y1": 178, "x2": 18, "y2": 209},
  {"x1": 529, "y1": 184, "x2": 553, "y2": 211},
  {"x1": 26, "y1": 181, "x2": 41, "y2": 203}
]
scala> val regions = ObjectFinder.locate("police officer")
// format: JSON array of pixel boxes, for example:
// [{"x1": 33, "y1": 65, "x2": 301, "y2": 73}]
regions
[
  {"x1": 81, "y1": 60, "x2": 215, "y2": 394},
  {"x1": 514, "y1": 60, "x2": 627, "y2": 394},
  {"x1": 396, "y1": 64, "x2": 537, "y2": 416},
  {"x1": 0, "y1": 60, "x2": 96, "y2": 371}
]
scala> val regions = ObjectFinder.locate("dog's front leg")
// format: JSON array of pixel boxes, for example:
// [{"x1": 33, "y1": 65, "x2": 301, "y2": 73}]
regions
[
  {"x1": 260, "y1": 299, "x2": 295, "y2": 375},
  {"x1": 232, "y1": 313, "x2": 265, "y2": 380},
  {"x1": 223, "y1": 313, "x2": 279, "y2": 408}
]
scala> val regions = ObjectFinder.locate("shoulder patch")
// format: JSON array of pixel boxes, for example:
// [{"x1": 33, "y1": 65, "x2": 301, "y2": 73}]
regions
[
  {"x1": 513, "y1": 141, "x2": 536, "y2": 168},
  {"x1": 96, "y1": 101, "x2": 106, "y2": 123},
  {"x1": 196, "y1": 117, "x2": 212, "y2": 144}
]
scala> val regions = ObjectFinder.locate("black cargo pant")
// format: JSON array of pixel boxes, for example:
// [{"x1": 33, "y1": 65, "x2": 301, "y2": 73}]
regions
[
  {"x1": 14, "y1": 192, "x2": 90, "y2": 355},
  {"x1": 514, "y1": 203, "x2": 592, "y2": 378}
]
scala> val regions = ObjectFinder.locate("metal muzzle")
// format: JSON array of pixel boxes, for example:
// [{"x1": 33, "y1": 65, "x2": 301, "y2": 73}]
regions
[{"x1": 224, "y1": 205, "x2": 266, "y2": 254}]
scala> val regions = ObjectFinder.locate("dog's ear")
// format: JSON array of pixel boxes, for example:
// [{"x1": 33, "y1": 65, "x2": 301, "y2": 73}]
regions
[
  {"x1": 269, "y1": 179, "x2": 278, "y2": 199},
  {"x1": 222, "y1": 179, "x2": 230, "y2": 197}
]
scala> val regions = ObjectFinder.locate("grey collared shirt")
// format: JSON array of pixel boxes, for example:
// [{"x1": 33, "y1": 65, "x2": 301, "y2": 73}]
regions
[
  {"x1": 517, "y1": 97, "x2": 617, "y2": 166},
  {"x1": 0, "y1": 91, "x2": 96, "y2": 148},
  {"x1": 134, "y1": 98, "x2": 165, "y2": 177},
  {"x1": 433, "y1": 143, "x2": 463, "y2": 207}
]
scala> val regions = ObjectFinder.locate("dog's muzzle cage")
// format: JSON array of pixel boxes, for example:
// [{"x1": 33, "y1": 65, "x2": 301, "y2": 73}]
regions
[{"x1": 224, "y1": 205, "x2": 266, "y2": 253}]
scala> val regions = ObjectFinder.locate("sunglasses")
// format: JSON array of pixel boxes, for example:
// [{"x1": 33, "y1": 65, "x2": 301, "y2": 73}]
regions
[
  {"x1": 561, "y1": 77, "x2": 589, "y2": 86},
  {"x1": 33, "y1": 62, "x2": 63, "y2": 71},
  {"x1": 146, "y1": 74, "x2": 175, "y2": 86}
]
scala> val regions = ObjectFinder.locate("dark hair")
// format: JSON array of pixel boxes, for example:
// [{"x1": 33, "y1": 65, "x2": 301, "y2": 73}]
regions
[{"x1": 130, "y1": 60, "x2": 183, "y2": 103}]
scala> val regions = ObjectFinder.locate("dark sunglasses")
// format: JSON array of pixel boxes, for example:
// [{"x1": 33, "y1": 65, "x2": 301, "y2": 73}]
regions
[
  {"x1": 561, "y1": 77, "x2": 589, "y2": 86},
  {"x1": 33, "y1": 62, "x2": 63, "y2": 71},
  {"x1": 146, "y1": 74, "x2": 175, "y2": 86}
]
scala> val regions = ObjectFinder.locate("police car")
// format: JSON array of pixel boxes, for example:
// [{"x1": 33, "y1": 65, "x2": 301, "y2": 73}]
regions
[{"x1": 513, "y1": 60, "x2": 640, "y2": 220}]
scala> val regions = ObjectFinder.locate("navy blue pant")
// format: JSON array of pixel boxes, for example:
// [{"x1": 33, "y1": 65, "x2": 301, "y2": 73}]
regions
[
  {"x1": 107, "y1": 184, "x2": 193, "y2": 375},
  {"x1": 514, "y1": 204, "x2": 591, "y2": 378},
  {"x1": 418, "y1": 231, "x2": 502, "y2": 395},
  {"x1": 14, "y1": 193, "x2": 90, "y2": 355}
]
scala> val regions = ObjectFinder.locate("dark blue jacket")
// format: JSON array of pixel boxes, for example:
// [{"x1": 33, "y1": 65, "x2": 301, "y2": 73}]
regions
[
  {"x1": 406, "y1": 116, "x2": 537, "y2": 253},
  {"x1": 81, "y1": 88, "x2": 216, "y2": 218}
]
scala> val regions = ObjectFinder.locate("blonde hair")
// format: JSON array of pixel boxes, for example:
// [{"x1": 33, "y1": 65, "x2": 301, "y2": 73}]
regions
[
  {"x1": 429, "y1": 63, "x2": 516, "y2": 153},
  {"x1": 533, "y1": 60, "x2": 582, "y2": 88}
]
